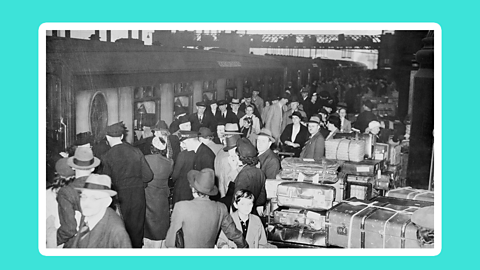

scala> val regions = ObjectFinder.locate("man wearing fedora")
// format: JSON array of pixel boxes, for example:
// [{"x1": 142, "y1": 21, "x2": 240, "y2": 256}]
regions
[
  {"x1": 300, "y1": 115, "x2": 326, "y2": 160},
  {"x1": 189, "y1": 101, "x2": 216, "y2": 132},
  {"x1": 265, "y1": 94, "x2": 290, "y2": 143},
  {"x1": 256, "y1": 129, "x2": 281, "y2": 180},
  {"x1": 198, "y1": 127, "x2": 223, "y2": 156},
  {"x1": 216, "y1": 100, "x2": 239, "y2": 125},
  {"x1": 229, "y1": 98, "x2": 244, "y2": 120},
  {"x1": 72, "y1": 174, "x2": 131, "y2": 248},
  {"x1": 56, "y1": 147, "x2": 100, "y2": 247},
  {"x1": 215, "y1": 131, "x2": 242, "y2": 198},
  {"x1": 101, "y1": 122, "x2": 153, "y2": 248},
  {"x1": 172, "y1": 130, "x2": 215, "y2": 205},
  {"x1": 170, "y1": 115, "x2": 191, "y2": 162},
  {"x1": 166, "y1": 169, "x2": 248, "y2": 248},
  {"x1": 353, "y1": 100, "x2": 378, "y2": 133}
]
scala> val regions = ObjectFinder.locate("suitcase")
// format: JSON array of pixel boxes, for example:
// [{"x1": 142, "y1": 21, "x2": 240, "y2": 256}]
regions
[
  {"x1": 265, "y1": 179, "x2": 292, "y2": 199},
  {"x1": 341, "y1": 159, "x2": 385, "y2": 176},
  {"x1": 344, "y1": 180, "x2": 377, "y2": 200},
  {"x1": 370, "y1": 196, "x2": 434, "y2": 208},
  {"x1": 389, "y1": 144, "x2": 402, "y2": 165},
  {"x1": 280, "y1": 157, "x2": 340, "y2": 182},
  {"x1": 333, "y1": 133, "x2": 376, "y2": 159},
  {"x1": 277, "y1": 182, "x2": 336, "y2": 211},
  {"x1": 386, "y1": 187, "x2": 434, "y2": 202},
  {"x1": 374, "y1": 143, "x2": 389, "y2": 161},
  {"x1": 267, "y1": 224, "x2": 326, "y2": 247},
  {"x1": 273, "y1": 209, "x2": 326, "y2": 231},
  {"x1": 326, "y1": 198, "x2": 428, "y2": 248},
  {"x1": 325, "y1": 139, "x2": 365, "y2": 162}
]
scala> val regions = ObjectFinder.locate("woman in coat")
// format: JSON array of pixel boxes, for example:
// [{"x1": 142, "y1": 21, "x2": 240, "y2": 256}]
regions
[
  {"x1": 280, "y1": 111, "x2": 310, "y2": 157},
  {"x1": 144, "y1": 134, "x2": 174, "y2": 247}
]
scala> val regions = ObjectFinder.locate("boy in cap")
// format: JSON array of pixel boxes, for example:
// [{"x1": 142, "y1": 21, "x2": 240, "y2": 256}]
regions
[
  {"x1": 56, "y1": 147, "x2": 100, "y2": 247},
  {"x1": 100, "y1": 122, "x2": 153, "y2": 248},
  {"x1": 72, "y1": 174, "x2": 131, "y2": 248},
  {"x1": 166, "y1": 169, "x2": 248, "y2": 248}
]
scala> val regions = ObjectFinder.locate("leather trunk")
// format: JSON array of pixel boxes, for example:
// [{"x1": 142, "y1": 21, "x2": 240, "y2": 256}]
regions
[
  {"x1": 326, "y1": 198, "x2": 428, "y2": 248},
  {"x1": 386, "y1": 187, "x2": 434, "y2": 202},
  {"x1": 277, "y1": 182, "x2": 336, "y2": 211},
  {"x1": 267, "y1": 224, "x2": 326, "y2": 247}
]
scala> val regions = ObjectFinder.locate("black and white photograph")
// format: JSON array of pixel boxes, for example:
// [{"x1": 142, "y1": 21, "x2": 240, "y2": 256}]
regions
[{"x1": 40, "y1": 23, "x2": 440, "y2": 255}]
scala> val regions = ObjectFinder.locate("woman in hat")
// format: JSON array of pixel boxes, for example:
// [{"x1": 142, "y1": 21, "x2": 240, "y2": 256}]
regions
[
  {"x1": 165, "y1": 169, "x2": 248, "y2": 248},
  {"x1": 231, "y1": 138, "x2": 266, "y2": 215},
  {"x1": 143, "y1": 133, "x2": 174, "y2": 248},
  {"x1": 280, "y1": 111, "x2": 310, "y2": 157},
  {"x1": 46, "y1": 158, "x2": 75, "y2": 248}
]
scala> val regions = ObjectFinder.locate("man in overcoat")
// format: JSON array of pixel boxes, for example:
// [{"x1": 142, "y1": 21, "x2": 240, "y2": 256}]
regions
[
  {"x1": 300, "y1": 115, "x2": 326, "y2": 160},
  {"x1": 101, "y1": 122, "x2": 153, "y2": 248}
]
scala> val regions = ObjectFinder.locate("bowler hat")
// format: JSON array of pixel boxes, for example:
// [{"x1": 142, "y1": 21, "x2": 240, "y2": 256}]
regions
[
  {"x1": 236, "y1": 138, "x2": 257, "y2": 158},
  {"x1": 243, "y1": 92, "x2": 252, "y2": 98},
  {"x1": 289, "y1": 111, "x2": 304, "y2": 120},
  {"x1": 174, "y1": 107, "x2": 187, "y2": 117},
  {"x1": 106, "y1": 122, "x2": 125, "y2": 137},
  {"x1": 257, "y1": 128, "x2": 275, "y2": 142},
  {"x1": 151, "y1": 120, "x2": 169, "y2": 132},
  {"x1": 67, "y1": 147, "x2": 101, "y2": 170},
  {"x1": 217, "y1": 100, "x2": 228, "y2": 106},
  {"x1": 55, "y1": 158, "x2": 75, "y2": 177},
  {"x1": 179, "y1": 130, "x2": 199, "y2": 141},
  {"x1": 289, "y1": 95, "x2": 299, "y2": 103},
  {"x1": 208, "y1": 99, "x2": 217, "y2": 105},
  {"x1": 187, "y1": 168, "x2": 218, "y2": 196},
  {"x1": 364, "y1": 100, "x2": 375, "y2": 110},
  {"x1": 306, "y1": 115, "x2": 322, "y2": 125},
  {"x1": 224, "y1": 123, "x2": 242, "y2": 135},
  {"x1": 196, "y1": 101, "x2": 207, "y2": 107},
  {"x1": 198, "y1": 127, "x2": 214, "y2": 138},
  {"x1": 178, "y1": 115, "x2": 190, "y2": 125},
  {"x1": 223, "y1": 134, "x2": 241, "y2": 151},
  {"x1": 75, "y1": 174, "x2": 117, "y2": 197},
  {"x1": 75, "y1": 132, "x2": 93, "y2": 146},
  {"x1": 412, "y1": 206, "x2": 434, "y2": 230}
]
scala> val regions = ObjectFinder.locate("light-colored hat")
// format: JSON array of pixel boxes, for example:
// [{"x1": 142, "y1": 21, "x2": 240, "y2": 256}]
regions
[
  {"x1": 67, "y1": 147, "x2": 101, "y2": 170},
  {"x1": 75, "y1": 174, "x2": 117, "y2": 197},
  {"x1": 152, "y1": 136, "x2": 166, "y2": 151},
  {"x1": 224, "y1": 123, "x2": 242, "y2": 135},
  {"x1": 257, "y1": 128, "x2": 275, "y2": 142},
  {"x1": 230, "y1": 99, "x2": 240, "y2": 105},
  {"x1": 368, "y1": 121, "x2": 381, "y2": 130}
]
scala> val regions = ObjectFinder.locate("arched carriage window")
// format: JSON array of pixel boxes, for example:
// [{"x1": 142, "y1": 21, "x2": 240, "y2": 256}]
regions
[{"x1": 90, "y1": 93, "x2": 108, "y2": 139}]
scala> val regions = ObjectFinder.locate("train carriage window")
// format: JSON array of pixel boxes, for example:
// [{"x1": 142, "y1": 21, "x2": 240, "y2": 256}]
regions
[
  {"x1": 174, "y1": 96, "x2": 191, "y2": 114},
  {"x1": 225, "y1": 88, "x2": 236, "y2": 101},
  {"x1": 134, "y1": 101, "x2": 156, "y2": 130},
  {"x1": 203, "y1": 91, "x2": 216, "y2": 102},
  {"x1": 90, "y1": 93, "x2": 108, "y2": 139}
]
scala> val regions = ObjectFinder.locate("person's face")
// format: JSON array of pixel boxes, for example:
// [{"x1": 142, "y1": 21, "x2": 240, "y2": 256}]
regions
[
  {"x1": 210, "y1": 103, "x2": 218, "y2": 112},
  {"x1": 80, "y1": 190, "x2": 109, "y2": 217},
  {"x1": 308, "y1": 123, "x2": 320, "y2": 134},
  {"x1": 179, "y1": 122, "x2": 191, "y2": 131},
  {"x1": 290, "y1": 101, "x2": 299, "y2": 111},
  {"x1": 217, "y1": 125, "x2": 225, "y2": 137},
  {"x1": 219, "y1": 104, "x2": 227, "y2": 112},
  {"x1": 324, "y1": 107, "x2": 332, "y2": 113},
  {"x1": 256, "y1": 135, "x2": 272, "y2": 153},
  {"x1": 302, "y1": 92, "x2": 308, "y2": 99},
  {"x1": 197, "y1": 106, "x2": 206, "y2": 115},
  {"x1": 245, "y1": 107, "x2": 254, "y2": 116},
  {"x1": 311, "y1": 95, "x2": 317, "y2": 102},
  {"x1": 371, "y1": 126, "x2": 380, "y2": 135},
  {"x1": 231, "y1": 104, "x2": 239, "y2": 111},
  {"x1": 327, "y1": 122, "x2": 336, "y2": 132},
  {"x1": 245, "y1": 98, "x2": 252, "y2": 104},
  {"x1": 265, "y1": 101, "x2": 270, "y2": 107},
  {"x1": 252, "y1": 91, "x2": 258, "y2": 97},
  {"x1": 292, "y1": 115, "x2": 301, "y2": 125},
  {"x1": 339, "y1": 109, "x2": 347, "y2": 119},
  {"x1": 234, "y1": 197, "x2": 254, "y2": 216},
  {"x1": 320, "y1": 113, "x2": 327, "y2": 122}
]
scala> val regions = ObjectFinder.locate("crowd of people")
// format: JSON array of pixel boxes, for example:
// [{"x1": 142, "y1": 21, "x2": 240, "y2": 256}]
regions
[{"x1": 45, "y1": 75, "x2": 407, "y2": 249}]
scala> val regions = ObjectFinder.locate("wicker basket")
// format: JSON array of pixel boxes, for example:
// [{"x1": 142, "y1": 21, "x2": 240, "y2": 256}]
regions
[{"x1": 325, "y1": 139, "x2": 365, "y2": 162}]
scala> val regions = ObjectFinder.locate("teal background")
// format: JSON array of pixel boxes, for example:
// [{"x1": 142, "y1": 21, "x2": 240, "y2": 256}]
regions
[{"x1": 0, "y1": 0, "x2": 473, "y2": 269}]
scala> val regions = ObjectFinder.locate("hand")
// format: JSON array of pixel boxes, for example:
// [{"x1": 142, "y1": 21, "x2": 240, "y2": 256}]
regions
[
  {"x1": 285, "y1": 141, "x2": 292, "y2": 146},
  {"x1": 292, "y1": 143, "x2": 300, "y2": 148}
]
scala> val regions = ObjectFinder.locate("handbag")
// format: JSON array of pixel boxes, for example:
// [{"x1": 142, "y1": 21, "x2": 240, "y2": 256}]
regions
[{"x1": 175, "y1": 228, "x2": 185, "y2": 248}]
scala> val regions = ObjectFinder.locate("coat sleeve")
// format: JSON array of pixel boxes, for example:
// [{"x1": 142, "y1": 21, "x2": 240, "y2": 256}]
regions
[
  {"x1": 256, "y1": 178, "x2": 267, "y2": 206},
  {"x1": 171, "y1": 152, "x2": 185, "y2": 184},
  {"x1": 56, "y1": 189, "x2": 78, "y2": 245},
  {"x1": 313, "y1": 135, "x2": 325, "y2": 160},
  {"x1": 265, "y1": 157, "x2": 280, "y2": 179},
  {"x1": 165, "y1": 203, "x2": 184, "y2": 248},
  {"x1": 139, "y1": 150, "x2": 153, "y2": 183},
  {"x1": 219, "y1": 204, "x2": 248, "y2": 248}
]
